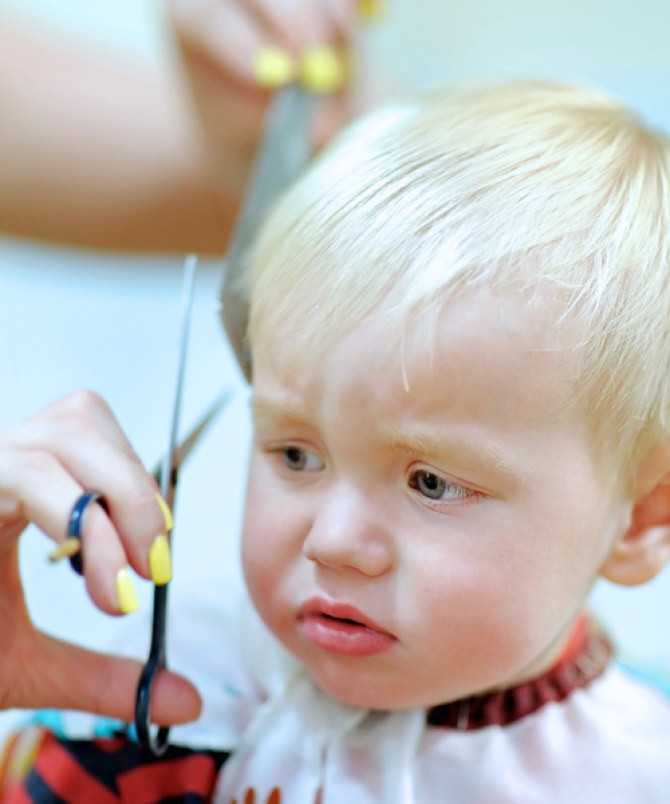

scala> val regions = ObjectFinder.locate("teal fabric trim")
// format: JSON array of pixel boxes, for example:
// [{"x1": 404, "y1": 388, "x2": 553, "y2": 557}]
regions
[
  {"x1": 92, "y1": 718, "x2": 136, "y2": 740},
  {"x1": 27, "y1": 710, "x2": 66, "y2": 737},
  {"x1": 27, "y1": 710, "x2": 136, "y2": 741}
]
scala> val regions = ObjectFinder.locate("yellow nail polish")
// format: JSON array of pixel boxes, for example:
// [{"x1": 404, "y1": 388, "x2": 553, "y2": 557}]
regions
[
  {"x1": 48, "y1": 537, "x2": 81, "y2": 563},
  {"x1": 359, "y1": 0, "x2": 385, "y2": 19},
  {"x1": 299, "y1": 46, "x2": 348, "y2": 94},
  {"x1": 154, "y1": 491, "x2": 174, "y2": 532},
  {"x1": 149, "y1": 534, "x2": 172, "y2": 586},
  {"x1": 253, "y1": 46, "x2": 296, "y2": 88},
  {"x1": 116, "y1": 568, "x2": 139, "y2": 614}
]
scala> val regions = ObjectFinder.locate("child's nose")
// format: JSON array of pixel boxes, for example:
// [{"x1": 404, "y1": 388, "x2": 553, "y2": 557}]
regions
[{"x1": 302, "y1": 485, "x2": 393, "y2": 577}]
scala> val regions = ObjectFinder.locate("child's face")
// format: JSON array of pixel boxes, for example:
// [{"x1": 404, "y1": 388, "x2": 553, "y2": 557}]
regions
[{"x1": 242, "y1": 290, "x2": 631, "y2": 709}]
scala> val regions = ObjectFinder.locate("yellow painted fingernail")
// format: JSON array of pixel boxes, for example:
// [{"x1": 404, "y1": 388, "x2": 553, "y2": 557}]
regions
[
  {"x1": 154, "y1": 491, "x2": 173, "y2": 532},
  {"x1": 149, "y1": 534, "x2": 172, "y2": 586},
  {"x1": 48, "y1": 537, "x2": 81, "y2": 563},
  {"x1": 360, "y1": 0, "x2": 385, "y2": 18},
  {"x1": 299, "y1": 46, "x2": 348, "y2": 94},
  {"x1": 116, "y1": 568, "x2": 139, "y2": 614},
  {"x1": 253, "y1": 46, "x2": 296, "y2": 88}
]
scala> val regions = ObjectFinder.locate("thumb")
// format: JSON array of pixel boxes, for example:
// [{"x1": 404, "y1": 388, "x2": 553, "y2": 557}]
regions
[{"x1": 16, "y1": 631, "x2": 202, "y2": 726}]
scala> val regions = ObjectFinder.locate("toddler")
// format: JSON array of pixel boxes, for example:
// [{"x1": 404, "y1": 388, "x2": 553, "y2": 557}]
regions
[{"x1": 2, "y1": 80, "x2": 670, "y2": 802}]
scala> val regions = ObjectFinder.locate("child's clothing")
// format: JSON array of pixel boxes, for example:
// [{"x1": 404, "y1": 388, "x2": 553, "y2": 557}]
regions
[{"x1": 2, "y1": 585, "x2": 669, "y2": 803}]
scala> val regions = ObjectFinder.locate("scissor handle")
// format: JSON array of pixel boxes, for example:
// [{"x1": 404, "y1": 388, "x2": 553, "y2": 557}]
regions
[{"x1": 135, "y1": 582, "x2": 170, "y2": 754}]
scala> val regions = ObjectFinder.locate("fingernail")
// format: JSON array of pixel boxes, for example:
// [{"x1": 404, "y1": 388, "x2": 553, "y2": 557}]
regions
[
  {"x1": 253, "y1": 46, "x2": 296, "y2": 88},
  {"x1": 48, "y1": 537, "x2": 81, "y2": 563},
  {"x1": 116, "y1": 568, "x2": 139, "y2": 614},
  {"x1": 154, "y1": 491, "x2": 174, "y2": 532},
  {"x1": 299, "y1": 46, "x2": 348, "y2": 94},
  {"x1": 149, "y1": 534, "x2": 172, "y2": 586},
  {"x1": 360, "y1": 0, "x2": 385, "y2": 19}
]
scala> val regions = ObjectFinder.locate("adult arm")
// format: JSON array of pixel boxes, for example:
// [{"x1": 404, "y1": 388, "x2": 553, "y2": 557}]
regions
[
  {"x1": 0, "y1": 21, "x2": 233, "y2": 254},
  {"x1": 0, "y1": 3, "x2": 370, "y2": 255}
]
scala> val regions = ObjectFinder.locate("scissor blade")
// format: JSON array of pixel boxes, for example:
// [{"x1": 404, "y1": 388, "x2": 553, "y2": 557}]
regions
[
  {"x1": 152, "y1": 389, "x2": 232, "y2": 486},
  {"x1": 221, "y1": 85, "x2": 314, "y2": 377},
  {"x1": 160, "y1": 255, "x2": 198, "y2": 510}
]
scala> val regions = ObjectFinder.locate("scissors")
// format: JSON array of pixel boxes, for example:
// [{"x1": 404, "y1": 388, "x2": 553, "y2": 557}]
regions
[
  {"x1": 59, "y1": 257, "x2": 228, "y2": 753},
  {"x1": 134, "y1": 256, "x2": 234, "y2": 754}
]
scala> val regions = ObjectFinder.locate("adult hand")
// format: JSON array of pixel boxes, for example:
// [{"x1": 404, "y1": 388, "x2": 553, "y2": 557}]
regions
[
  {"x1": 167, "y1": 0, "x2": 375, "y2": 198},
  {"x1": 0, "y1": 392, "x2": 201, "y2": 725}
]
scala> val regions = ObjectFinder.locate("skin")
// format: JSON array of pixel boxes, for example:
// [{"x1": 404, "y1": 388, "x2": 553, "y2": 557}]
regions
[
  {"x1": 243, "y1": 292, "x2": 634, "y2": 710},
  {"x1": 0, "y1": 1, "x2": 365, "y2": 253},
  {"x1": 1, "y1": 289, "x2": 668, "y2": 722},
  {"x1": 0, "y1": 392, "x2": 200, "y2": 723},
  {"x1": 0, "y1": 0, "x2": 371, "y2": 724},
  {"x1": 0, "y1": 22, "x2": 232, "y2": 254},
  {"x1": 169, "y1": 0, "x2": 369, "y2": 199}
]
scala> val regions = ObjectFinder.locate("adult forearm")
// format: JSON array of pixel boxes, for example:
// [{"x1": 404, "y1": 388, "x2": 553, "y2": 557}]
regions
[{"x1": 0, "y1": 24, "x2": 233, "y2": 254}]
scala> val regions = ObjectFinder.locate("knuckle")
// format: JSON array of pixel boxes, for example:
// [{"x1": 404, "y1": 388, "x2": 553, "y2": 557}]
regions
[
  {"x1": 61, "y1": 389, "x2": 109, "y2": 422},
  {"x1": 11, "y1": 448, "x2": 59, "y2": 485},
  {"x1": 0, "y1": 449, "x2": 56, "y2": 526},
  {"x1": 119, "y1": 483, "x2": 163, "y2": 540}
]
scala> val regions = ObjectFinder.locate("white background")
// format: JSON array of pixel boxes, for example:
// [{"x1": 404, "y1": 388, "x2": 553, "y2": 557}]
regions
[{"x1": 1, "y1": 0, "x2": 668, "y2": 740}]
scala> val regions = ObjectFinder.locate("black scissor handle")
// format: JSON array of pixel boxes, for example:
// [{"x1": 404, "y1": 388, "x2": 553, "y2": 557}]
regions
[{"x1": 135, "y1": 582, "x2": 170, "y2": 754}]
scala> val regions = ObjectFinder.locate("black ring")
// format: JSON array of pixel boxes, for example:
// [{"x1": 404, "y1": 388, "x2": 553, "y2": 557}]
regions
[{"x1": 66, "y1": 491, "x2": 109, "y2": 576}]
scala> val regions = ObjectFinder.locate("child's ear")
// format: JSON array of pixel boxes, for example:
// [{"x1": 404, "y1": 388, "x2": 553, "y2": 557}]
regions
[{"x1": 600, "y1": 444, "x2": 670, "y2": 586}]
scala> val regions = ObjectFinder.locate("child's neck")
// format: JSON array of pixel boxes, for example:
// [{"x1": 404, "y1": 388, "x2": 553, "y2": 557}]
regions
[{"x1": 427, "y1": 615, "x2": 611, "y2": 730}]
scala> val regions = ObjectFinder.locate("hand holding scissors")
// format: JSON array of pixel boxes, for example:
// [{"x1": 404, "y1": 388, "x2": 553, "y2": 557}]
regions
[{"x1": 0, "y1": 391, "x2": 201, "y2": 725}]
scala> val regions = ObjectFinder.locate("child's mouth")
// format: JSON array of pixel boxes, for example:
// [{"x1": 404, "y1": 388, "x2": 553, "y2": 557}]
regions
[{"x1": 298, "y1": 599, "x2": 396, "y2": 657}]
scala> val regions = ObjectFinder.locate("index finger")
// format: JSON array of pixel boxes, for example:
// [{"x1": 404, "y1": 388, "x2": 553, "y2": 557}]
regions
[
  {"x1": 168, "y1": 0, "x2": 267, "y2": 87},
  {"x1": 244, "y1": 0, "x2": 359, "y2": 51}
]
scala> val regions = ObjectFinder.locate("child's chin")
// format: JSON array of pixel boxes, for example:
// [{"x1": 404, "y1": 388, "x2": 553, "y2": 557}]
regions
[{"x1": 309, "y1": 668, "x2": 413, "y2": 711}]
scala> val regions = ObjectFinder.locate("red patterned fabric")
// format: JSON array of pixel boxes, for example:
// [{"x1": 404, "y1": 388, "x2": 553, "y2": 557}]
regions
[{"x1": 0, "y1": 729, "x2": 228, "y2": 803}]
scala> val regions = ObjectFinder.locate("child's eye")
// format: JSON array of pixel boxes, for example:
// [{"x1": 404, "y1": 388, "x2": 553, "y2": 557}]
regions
[
  {"x1": 408, "y1": 468, "x2": 474, "y2": 502},
  {"x1": 280, "y1": 445, "x2": 324, "y2": 472}
]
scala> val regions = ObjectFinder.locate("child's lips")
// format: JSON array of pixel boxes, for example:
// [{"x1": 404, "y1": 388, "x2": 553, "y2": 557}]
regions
[{"x1": 298, "y1": 598, "x2": 397, "y2": 656}]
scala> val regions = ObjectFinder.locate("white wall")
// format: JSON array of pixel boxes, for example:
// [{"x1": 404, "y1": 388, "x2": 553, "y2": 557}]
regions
[
  {"x1": 0, "y1": 0, "x2": 668, "y2": 740},
  {"x1": 372, "y1": 0, "x2": 670, "y2": 130}
]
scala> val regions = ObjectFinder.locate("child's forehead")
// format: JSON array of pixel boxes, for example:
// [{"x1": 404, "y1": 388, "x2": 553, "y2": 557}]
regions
[
  {"x1": 252, "y1": 288, "x2": 581, "y2": 425},
  {"x1": 254, "y1": 281, "x2": 567, "y2": 354}
]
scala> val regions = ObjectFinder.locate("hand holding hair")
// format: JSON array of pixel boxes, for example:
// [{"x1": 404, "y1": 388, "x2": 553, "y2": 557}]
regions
[{"x1": 166, "y1": 0, "x2": 375, "y2": 196}]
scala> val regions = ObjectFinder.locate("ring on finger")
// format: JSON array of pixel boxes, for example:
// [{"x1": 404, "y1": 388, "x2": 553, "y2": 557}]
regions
[{"x1": 64, "y1": 490, "x2": 109, "y2": 576}]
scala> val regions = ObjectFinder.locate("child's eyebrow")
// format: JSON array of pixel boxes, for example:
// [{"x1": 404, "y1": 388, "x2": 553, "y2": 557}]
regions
[
  {"x1": 379, "y1": 425, "x2": 521, "y2": 480},
  {"x1": 250, "y1": 396, "x2": 314, "y2": 428}
]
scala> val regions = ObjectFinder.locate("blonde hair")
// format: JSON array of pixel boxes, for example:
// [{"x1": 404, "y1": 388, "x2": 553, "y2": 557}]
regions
[{"x1": 247, "y1": 81, "x2": 670, "y2": 477}]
